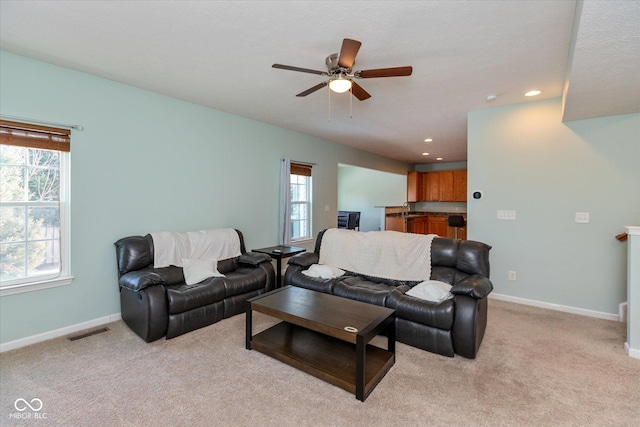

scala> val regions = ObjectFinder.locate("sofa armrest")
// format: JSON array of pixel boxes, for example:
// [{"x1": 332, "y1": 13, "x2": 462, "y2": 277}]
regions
[
  {"x1": 287, "y1": 252, "x2": 319, "y2": 268},
  {"x1": 119, "y1": 270, "x2": 164, "y2": 292},
  {"x1": 450, "y1": 275, "x2": 493, "y2": 299},
  {"x1": 239, "y1": 252, "x2": 272, "y2": 267}
]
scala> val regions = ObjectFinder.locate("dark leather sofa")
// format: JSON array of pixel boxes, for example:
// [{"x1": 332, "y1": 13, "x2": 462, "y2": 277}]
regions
[
  {"x1": 284, "y1": 229, "x2": 493, "y2": 358},
  {"x1": 114, "y1": 230, "x2": 275, "y2": 342}
]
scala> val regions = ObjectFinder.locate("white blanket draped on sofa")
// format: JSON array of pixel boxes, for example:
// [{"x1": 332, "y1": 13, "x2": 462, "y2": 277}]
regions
[
  {"x1": 319, "y1": 229, "x2": 436, "y2": 281},
  {"x1": 150, "y1": 228, "x2": 242, "y2": 268}
]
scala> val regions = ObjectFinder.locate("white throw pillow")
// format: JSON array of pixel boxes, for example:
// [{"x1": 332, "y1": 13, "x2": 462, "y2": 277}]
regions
[
  {"x1": 302, "y1": 264, "x2": 345, "y2": 279},
  {"x1": 182, "y1": 258, "x2": 225, "y2": 285},
  {"x1": 406, "y1": 280, "x2": 454, "y2": 302}
]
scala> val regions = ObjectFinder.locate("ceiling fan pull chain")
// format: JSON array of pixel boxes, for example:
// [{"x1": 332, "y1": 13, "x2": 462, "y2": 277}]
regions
[{"x1": 328, "y1": 85, "x2": 331, "y2": 122}]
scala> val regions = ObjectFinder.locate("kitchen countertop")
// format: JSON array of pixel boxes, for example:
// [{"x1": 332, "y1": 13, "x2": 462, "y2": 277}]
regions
[{"x1": 386, "y1": 211, "x2": 466, "y2": 219}]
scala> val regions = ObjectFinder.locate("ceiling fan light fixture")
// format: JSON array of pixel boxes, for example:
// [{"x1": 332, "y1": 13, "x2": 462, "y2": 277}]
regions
[{"x1": 329, "y1": 76, "x2": 353, "y2": 93}]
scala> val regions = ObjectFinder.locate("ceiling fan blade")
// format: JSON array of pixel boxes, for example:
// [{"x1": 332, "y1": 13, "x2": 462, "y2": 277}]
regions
[
  {"x1": 351, "y1": 81, "x2": 371, "y2": 101},
  {"x1": 337, "y1": 38, "x2": 362, "y2": 69},
  {"x1": 296, "y1": 82, "x2": 328, "y2": 97},
  {"x1": 356, "y1": 66, "x2": 413, "y2": 79},
  {"x1": 272, "y1": 64, "x2": 327, "y2": 76}
]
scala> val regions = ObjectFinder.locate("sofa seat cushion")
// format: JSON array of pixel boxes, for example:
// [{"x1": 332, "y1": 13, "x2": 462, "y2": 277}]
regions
[
  {"x1": 286, "y1": 268, "x2": 338, "y2": 294},
  {"x1": 386, "y1": 288, "x2": 455, "y2": 330},
  {"x1": 223, "y1": 267, "x2": 269, "y2": 297},
  {"x1": 166, "y1": 279, "x2": 226, "y2": 315},
  {"x1": 333, "y1": 277, "x2": 406, "y2": 306}
]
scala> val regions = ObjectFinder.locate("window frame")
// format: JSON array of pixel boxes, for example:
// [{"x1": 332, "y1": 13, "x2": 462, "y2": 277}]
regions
[
  {"x1": 290, "y1": 169, "x2": 312, "y2": 242},
  {"x1": 0, "y1": 122, "x2": 73, "y2": 296}
]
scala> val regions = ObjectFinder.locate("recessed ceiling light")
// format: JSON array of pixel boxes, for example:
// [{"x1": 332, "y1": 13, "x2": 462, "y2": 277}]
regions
[
  {"x1": 422, "y1": 152, "x2": 429, "y2": 156},
  {"x1": 436, "y1": 157, "x2": 443, "y2": 161},
  {"x1": 486, "y1": 94, "x2": 497, "y2": 102},
  {"x1": 424, "y1": 138, "x2": 433, "y2": 142},
  {"x1": 524, "y1": 90, "x2": 542, "y2": 97}
]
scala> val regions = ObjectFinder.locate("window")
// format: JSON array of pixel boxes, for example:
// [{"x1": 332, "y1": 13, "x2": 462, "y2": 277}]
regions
[
  {"x1": 0, "y1": 120, "x2": 71, "y2": 295},
  {"x1": 290, "y1": 162, "x2": 312, "y2": 241}
]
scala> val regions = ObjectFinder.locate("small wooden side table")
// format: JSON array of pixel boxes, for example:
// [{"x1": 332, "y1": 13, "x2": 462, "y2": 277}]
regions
[{"x1": 252, "y1": 245, "x2": 306, "y2": 288}]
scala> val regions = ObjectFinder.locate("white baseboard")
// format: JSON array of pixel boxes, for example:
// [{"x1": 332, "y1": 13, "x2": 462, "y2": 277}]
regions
[
  {"x1": 619, "y1": 302, "x2": 628, "y2": 323},
  {"x1": 0, "y1": 295, "x2": 626, "y2": 352},
  {"x1": 625, "y1": 342, "x2": 640, "y2": 359},
  {"x1": 489, "y1": 293, "x2": 619, "y2": 322},
  {"x1": 0, "y1": 313, "x2": 122, "y2": 353}
]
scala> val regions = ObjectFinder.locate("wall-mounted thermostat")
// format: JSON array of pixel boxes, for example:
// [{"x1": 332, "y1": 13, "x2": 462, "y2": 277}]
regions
[{"x1": 472, "y1": 191, "x2": 483, "y2": 200}]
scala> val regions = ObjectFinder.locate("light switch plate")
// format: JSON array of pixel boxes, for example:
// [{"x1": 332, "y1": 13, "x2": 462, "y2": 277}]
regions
[
  {"x1": 497, "y1": 210, "x2": 517, "y2": 220},
  {"x1": 575, "y1": 212, "x2": 590, "y2": 223}
]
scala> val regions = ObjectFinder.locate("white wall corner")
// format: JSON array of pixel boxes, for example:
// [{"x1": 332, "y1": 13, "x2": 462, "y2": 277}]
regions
[
  {"x1": 619, "y1": 301, "x2": 628, "y2": 323},
  {"x1": 625, "y1": 342, "x2": 640, "y2": 359}
]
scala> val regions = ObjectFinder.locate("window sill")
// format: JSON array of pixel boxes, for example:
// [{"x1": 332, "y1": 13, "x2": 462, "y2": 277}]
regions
[
  {"x1": 291, "y1": 238, "x2": 313, "y2": 244},
  {"x1": 0, "y1": 276, "x2": 74, "y2": 297}
]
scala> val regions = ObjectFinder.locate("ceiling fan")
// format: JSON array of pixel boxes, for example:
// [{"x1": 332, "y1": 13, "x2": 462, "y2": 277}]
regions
[{"x1": 272, "y1": 38, "x2": 413, "y2": 101}]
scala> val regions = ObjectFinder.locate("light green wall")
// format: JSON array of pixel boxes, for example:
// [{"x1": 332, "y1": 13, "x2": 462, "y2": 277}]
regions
[
  {"x1": 414, "y1": 161, "x2": 467, "y2": 172},
  {"x1": 337, "y1": 165, "x2": 406, "y2": 231},
  {"x1": 468, "y1": 97, "x2": 640, "y2": 315},
  {"x1": 0, "y1": 51, "x2": 409, "y2": 344}
]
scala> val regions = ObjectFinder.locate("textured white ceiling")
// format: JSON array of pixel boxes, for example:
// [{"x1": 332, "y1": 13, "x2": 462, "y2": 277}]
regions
[
  {"x1": 563, "y1": 0, "x2": 640, "y2": 122},
  {"x1": 1, "y1": 1, "x2": 638, "y2": 164}
]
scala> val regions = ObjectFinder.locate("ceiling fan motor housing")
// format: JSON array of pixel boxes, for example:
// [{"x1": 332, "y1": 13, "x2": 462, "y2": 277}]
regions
[{"x1": 326, "y1": 53, "x2": 352, "y2": 75}]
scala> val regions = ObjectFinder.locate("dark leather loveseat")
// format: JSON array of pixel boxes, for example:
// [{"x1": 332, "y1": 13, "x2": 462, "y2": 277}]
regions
[
  {"x1": 284, "y1": 229, "x2": 493, "y2": 358},
  {"x1": 114, "y1": 230, "x2": 275, "y2": 342}
]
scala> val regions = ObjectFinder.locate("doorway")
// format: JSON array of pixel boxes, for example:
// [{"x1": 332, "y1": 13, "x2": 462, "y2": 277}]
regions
[{"x1": 337, "y1": 164, "x2": 406, "y2": 232}]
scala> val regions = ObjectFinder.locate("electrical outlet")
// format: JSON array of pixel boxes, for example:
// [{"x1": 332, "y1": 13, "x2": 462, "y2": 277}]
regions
[{"x1": 508, "y1": 271, "x2": 517, "y2": 281}]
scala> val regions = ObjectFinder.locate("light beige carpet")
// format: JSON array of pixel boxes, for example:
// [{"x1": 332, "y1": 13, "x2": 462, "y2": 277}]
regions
[{"x1": 1, "y1": 299, "x2": 639, "y2": 426}]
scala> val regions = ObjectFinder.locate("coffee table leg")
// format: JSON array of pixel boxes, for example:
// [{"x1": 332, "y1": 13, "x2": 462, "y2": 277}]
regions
[
  {"x1": 388, "y1": 315, "x2": 396, "y2": 353},
  {"x1": 356, "y1": 334, "x2": 365, "y2": 401},
  {"x1": 246, "y1": 305, "x2": 253, "y2": 350}
]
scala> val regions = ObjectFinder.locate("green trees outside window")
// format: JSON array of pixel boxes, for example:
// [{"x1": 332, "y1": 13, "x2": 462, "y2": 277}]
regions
[{"x1": 0, "y1": 145, "x2": 61, "y2": 283}]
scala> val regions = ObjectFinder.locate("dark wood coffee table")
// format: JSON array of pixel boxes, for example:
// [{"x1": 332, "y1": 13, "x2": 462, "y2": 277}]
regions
[{"x1": 246, "y1": 286, "x2": 395, "y2": 402}]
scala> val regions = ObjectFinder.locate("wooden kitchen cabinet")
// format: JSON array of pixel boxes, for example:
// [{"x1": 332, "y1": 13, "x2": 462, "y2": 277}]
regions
[
  {"x1": 439, "y1": 171, "x2": 454, "y2": 201},
  {"x1": 427, "y1": 216, "x2": 447, "y2": 236},
  {"x1": 407, "y1": 216, "x2": 428, "y2": 234},
  {"x1": 453, "y1": 170, "x2": 467, "y2": 202},
  {"x1": 387, "y1": 213, "x2": 465, "y2": 238},
  {"x1": 422, "y1": 171, "x2": 453, "y2": 202},
  {"x1": 385, "y1": 215, "x2": 406, "y2": 232},
  {"x1": 421, "y1": 172, "x2": 439, "y2": 201},
  {"x1": 407, "y1": 171, "x2": 422, "y2": 202},
  {"x1": 410, "y1": 169, "x2": 467, "y2": 202}
]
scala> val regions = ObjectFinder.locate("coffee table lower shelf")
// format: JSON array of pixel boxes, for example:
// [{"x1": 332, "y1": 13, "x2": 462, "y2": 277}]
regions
[{"x1": 251, "y1": 322, "x2": 394, "y2": 400}]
